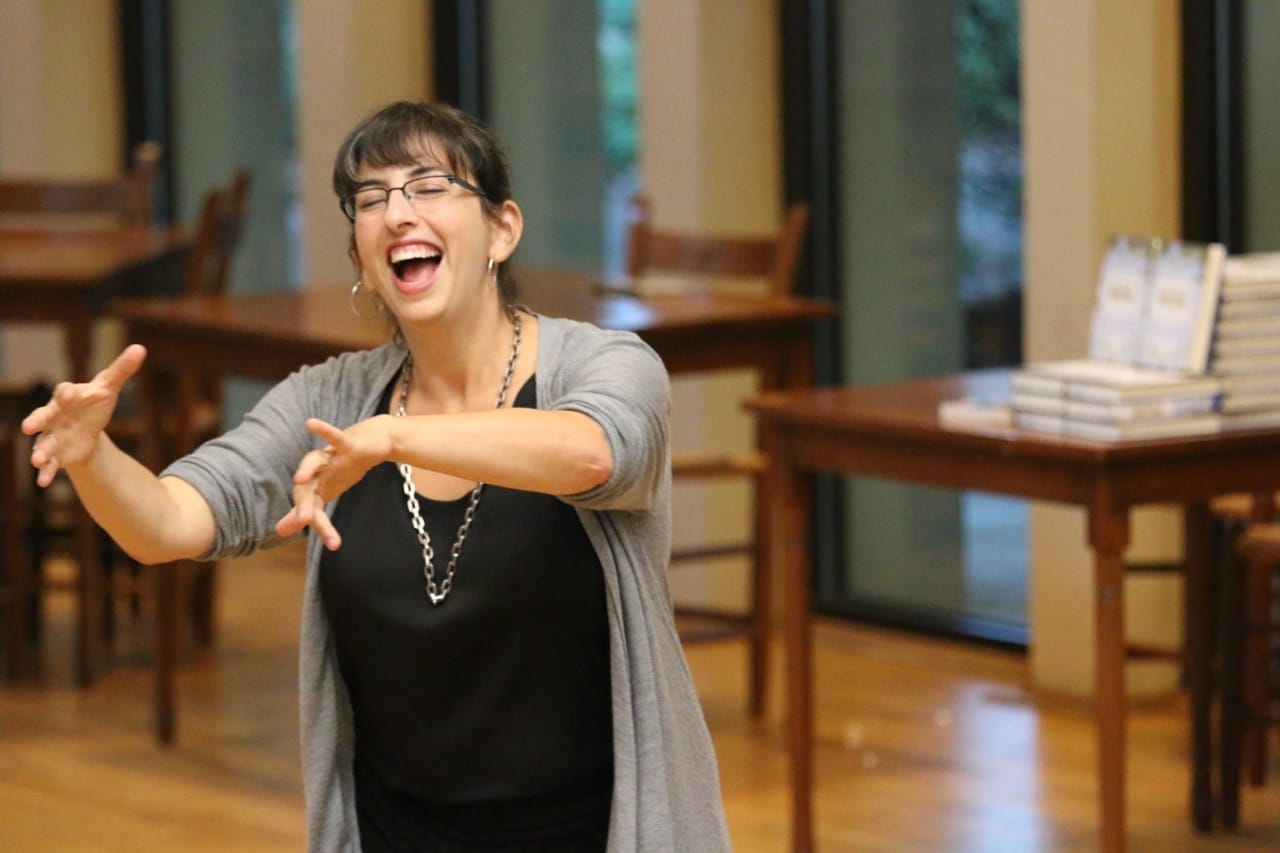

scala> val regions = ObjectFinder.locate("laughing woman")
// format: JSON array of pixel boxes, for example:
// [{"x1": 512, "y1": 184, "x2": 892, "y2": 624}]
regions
[{"x1": 23, "y1": 101, "x2": 731, "y2": 852}]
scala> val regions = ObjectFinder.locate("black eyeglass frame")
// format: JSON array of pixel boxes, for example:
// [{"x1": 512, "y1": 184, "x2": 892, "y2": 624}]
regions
[{"x1": 339, "y1": 173, "x2": 490, "y2": 221}]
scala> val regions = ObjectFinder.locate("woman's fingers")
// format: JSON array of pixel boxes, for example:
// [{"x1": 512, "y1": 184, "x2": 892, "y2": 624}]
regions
[
  {"x1": 275, "y1": 488, "x2": 342, "y2": 551},
  {"x1": 96, "y1": 344, "x2": 147, "y2": 392}
]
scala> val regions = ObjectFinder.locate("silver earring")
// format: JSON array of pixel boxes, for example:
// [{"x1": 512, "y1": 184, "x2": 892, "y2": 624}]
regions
[
  {"x1": 349, "y1": 280, "x2": 362, "y2": 317},
  {"x1": 487, "y1": 257, "x2": 496, "y2": 275}
]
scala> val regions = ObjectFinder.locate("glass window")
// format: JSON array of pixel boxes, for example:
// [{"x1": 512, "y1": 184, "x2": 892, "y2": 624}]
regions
[{"x1": 820, "y1": 0, "x2": 1027, "y2": 642}]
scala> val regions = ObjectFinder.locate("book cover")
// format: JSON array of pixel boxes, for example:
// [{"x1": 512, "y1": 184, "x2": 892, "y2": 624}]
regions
[
  {"x1": 1087, "y1": 236, "x2": 1160, "y2": 363},
  {"x1": 1137, "y1": 240, "x2": 1226, "y2": 373}
]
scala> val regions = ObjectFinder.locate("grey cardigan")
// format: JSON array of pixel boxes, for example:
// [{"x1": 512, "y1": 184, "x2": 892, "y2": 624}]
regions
[{"x1": 162, "y1": 314, "x2": 732, "y2": 852}]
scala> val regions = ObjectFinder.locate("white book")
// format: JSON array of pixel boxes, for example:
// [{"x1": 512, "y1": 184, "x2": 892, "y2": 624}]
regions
[
  {"x1": 1218, "y1": 409, "x2": 1280, "y2": 432},
  {"x1": 937, "y1": 397, "x2": 1013, "y2": 430},
  {"x1": 1137, "y1": 240, "x2": 1225, "y2": 373},
  {"x1": 1087, "y1": 310, "x2": 1144, "y2": 364},
  {"x1": 1219, "y1": 390, "x2": 1280, "y2": 415},
  {"x1": 1213, "y1": 335, "x2": 1280, "y2": 359},
  {"x1": 1010, "y1": 392, "x2": 1066, "y2": 417},
  {"x1": 1222, "y1": 252, "x2": 1280, "y2": 285},
  {"x1": 1086, "y1": 237, "x2": 1161, "y2": 363},
  {"x1": 1015, "y1": 359, "x2": 1219, "y2": 402},
  {"x1": 1010, "y1": 369, "x2": 1067, "y2": 398},
  {"x1": 1219, "y1": 280, "x2": 1280, "y2": 301},
  {"x1": 1065, "y1": 414, "x2": 1221, "y2": 443},
  {"x1": 1215, "y1": 316, "x2": 1278, "y2": 340},
  {"x1": 1063, "y1": 395, "x2": 1219, "y2": 423},
  {"x1": 1014, "y1": 412, "x2": 1065, "y2": 436},
  {"x1": 1216, "y1": 298, "x2": 1280, "y2": 321},
  {"x1": 1220, "y1": 373, "x2": 1280, "y2": 396},
  {"x1": 1211, "y1": 351, "x2": 1280, "y2": 377},
  {"x1": 1094, "y1": 236, "x2": 1159, "y2": 318}
]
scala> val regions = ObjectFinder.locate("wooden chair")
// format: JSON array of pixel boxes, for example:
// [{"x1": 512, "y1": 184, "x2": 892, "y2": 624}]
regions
[
  {"x1": 625, "y1": 194, "x2": 810, "y2": 716},
  {"x1": 15, "y1": 170, "x2": 250, "y2": 688},
  {"x1": 0, "y1": 144, "x2": 164, "y2": 684},
  {"x1": 1218, "y1": 519, "x2": 1280, "y2": 827},
  {"x1": 1122, "y1": 494, "x2": 1280, "y2": 669},
  {"x1": 110, "y1": 170, "x2": 252, "y2": 646},
  {"x1": 0, "y1": 142, "x2": 162, "y2": 224},
  {"x1": 0, "y1": 385, "x2": 42, "y2": 682},
  {"x1": 176, "y1": 169, "x2": 251, "y2": 644}
]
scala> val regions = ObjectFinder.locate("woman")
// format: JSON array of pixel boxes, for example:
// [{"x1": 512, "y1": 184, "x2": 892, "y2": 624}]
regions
[{"x1": 24, "y1": 101, "x2": 731, "y2": 852}]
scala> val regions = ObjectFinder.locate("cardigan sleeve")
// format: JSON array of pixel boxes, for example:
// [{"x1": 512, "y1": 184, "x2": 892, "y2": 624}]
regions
[
  {"x1": 159, "y1": 346, "x2": 403, "y2": 559},
  {"x1": 538, "y1": 320, "x2": 671, "y2": 513}
]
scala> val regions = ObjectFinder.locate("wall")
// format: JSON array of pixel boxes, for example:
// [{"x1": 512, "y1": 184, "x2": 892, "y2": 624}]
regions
[
  {"x1": 294, "y1": 0, "x2": 431, "y2": 290},
  {"x1": 638, "y1": 0, "x2": 781, "y2": 612},
  {"x1": 1022, "y1": 0, "x2": 1183, "y2": 696},
  {"x1": 0, "y1": 0, "x2": 123, "y2": 382}
]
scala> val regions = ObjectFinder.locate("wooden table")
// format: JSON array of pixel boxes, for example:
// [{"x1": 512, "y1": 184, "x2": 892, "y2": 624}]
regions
[
  {"x1": 745, "y1": 369, "x2": 1280, "y2": 853},
  {"x1": 112, "y1": 268, "x2": 833, "y2": 744},
  {"x1": 0, "y1": 225, "x2": 190, "y2": 380},
  {"x1": 0, "y1": 224, "x2": 190, "y2": 685}
]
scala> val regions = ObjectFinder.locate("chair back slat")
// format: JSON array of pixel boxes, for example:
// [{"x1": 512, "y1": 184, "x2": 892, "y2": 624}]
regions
[
  {"x1": 185, "y1": 169, "x2": 251, "y2": 297},
  {"x1": 625, "y1": 194, "x2": 810, "y2": 296},
  {"x1": 0, "y1": 142, "x2": 162, "y2": 225}
]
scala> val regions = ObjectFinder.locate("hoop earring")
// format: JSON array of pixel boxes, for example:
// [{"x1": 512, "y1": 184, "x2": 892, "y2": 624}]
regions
[{"x1": 349, "y1": 280, "x2": 363, "y2": 317}]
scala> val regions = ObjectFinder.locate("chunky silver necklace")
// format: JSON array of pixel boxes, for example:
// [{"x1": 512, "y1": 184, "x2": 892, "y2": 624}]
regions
[{"x1": 397, "y1": 311, "x2": 522, "y2": 605}]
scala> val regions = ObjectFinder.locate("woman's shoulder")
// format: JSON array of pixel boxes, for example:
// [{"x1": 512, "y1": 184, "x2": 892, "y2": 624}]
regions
[{"x1": 278, "y1": 344, "x2": 405, "y2": 416}]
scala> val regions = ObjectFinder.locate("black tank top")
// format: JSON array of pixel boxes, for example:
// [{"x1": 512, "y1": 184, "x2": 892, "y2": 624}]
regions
[{"x1": 319, "y1": 375, "x2": 613, "y2": 811}]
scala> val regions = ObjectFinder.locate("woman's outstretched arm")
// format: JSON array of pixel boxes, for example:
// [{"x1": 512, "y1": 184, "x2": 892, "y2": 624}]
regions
[{"x1": 22, "y1": 345, "x2": 217, "y2": 565}]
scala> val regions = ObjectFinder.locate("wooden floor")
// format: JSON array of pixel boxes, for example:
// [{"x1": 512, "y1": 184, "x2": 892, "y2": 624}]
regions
[{"x1": 2, "y1": 542, "x2": 1278, "y2": 852}]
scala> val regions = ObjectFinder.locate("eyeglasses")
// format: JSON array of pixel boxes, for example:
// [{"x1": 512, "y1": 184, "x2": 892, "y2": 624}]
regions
[{"x1": 340, "y1": 173, "x2": 488, "y2": 221}]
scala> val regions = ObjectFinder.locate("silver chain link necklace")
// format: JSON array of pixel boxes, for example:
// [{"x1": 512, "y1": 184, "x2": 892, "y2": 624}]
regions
[{"x1": 397, "y1": 310, "x2": 522, "y2": 605}]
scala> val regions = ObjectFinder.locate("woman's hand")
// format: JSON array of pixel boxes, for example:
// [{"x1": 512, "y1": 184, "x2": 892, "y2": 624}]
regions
[
  {"x1": 274, "y1": 415, "x2": 393, "y2": 549},
  {"x1": 22, "y1": 344, "x2": 147, "y2": 487}
]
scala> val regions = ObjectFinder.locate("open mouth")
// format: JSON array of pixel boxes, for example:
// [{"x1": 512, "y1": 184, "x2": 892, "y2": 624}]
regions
[{"x1": 389, "y1": 244, "x2": 441, "y2": 285}]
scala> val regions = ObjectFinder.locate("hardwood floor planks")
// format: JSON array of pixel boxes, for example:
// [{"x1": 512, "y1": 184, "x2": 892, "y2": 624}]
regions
[{"x1": 1, "y1": 542, "x2": 1276, "y2": 851}]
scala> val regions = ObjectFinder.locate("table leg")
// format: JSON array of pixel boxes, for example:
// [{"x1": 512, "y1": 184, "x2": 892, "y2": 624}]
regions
[
  {"x1": 777, "y1": 461, "x2": 815, "y2": 852},
  {"x1": 761, "y1": 420, "x2": 816, "y2": 853},
  {"x1": 154, "y1": 561, "x2": 181, "y2": 745},
  {"x1": 1089, "y1": 505, "x2": 1131, "y2": 853},
  {"x1": 137, "y1": 362, "x2": 183, "y2": 746},
  {"x1": 1182, "y1": 501, "x2": 1216, "y2": 830},
  {"x1": 1218, "y1": 521, "x2": 1244, "y2": 829},
  {"x1": 73, "y1": 506, "x2": 104, "y2": 687}
]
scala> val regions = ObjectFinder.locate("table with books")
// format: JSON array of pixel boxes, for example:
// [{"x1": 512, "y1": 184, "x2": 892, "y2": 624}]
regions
[
  {"x1": 748, "y1": 368, "x2": 1280, "y2": 853},
  {"x1": 754, "y1": 237, "x2": 1280, "y2": 852}
]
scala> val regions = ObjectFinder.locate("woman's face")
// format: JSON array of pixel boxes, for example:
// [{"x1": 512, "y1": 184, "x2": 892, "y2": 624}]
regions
[{"x1": 350, "y1": 146, "x2": 517, "y2": 331}]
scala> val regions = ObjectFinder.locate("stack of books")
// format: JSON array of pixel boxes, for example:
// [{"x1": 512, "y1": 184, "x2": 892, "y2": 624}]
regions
[
  {"x1": 1010, "y1": 359, "x2": 1222, "y2": 441},
  {"x1": 1212, "y1": 253, "x2": 1280, "y2": 431},
  {"x1": 1007, "y1": 236, "x2": 1228, "y2": 441}
]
